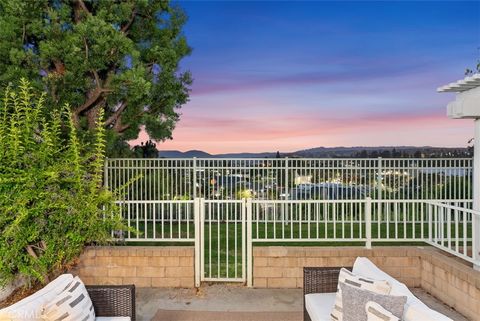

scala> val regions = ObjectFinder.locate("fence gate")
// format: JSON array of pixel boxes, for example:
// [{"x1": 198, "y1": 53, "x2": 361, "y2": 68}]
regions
[{"x1": 196, "y1": 199, "x2": 247, "y2": 283}]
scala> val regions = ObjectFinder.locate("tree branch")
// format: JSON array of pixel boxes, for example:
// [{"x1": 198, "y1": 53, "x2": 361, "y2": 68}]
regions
[
  {"x1": 26, "y1": 245, "x2": 38, "y2": 259},
  {"x1": 85, "y1": 104, "x2": 101, "y2": 129},
  {"x1": 76, "y1": 0, "x2": 91, "y2": 15},
  {"x1": 113, "y1": 114, "x2": 130, "y2": 133},
  {"x1": 117, "y1": 124, "x2": 130, "y2": 133},
  {"x1": 72, "y1": 87, "x2": 112, "y2": 127},
  {"x1": 104, "y1": 70, "x2": 116, "y2": 88},
  {"x1": 82, "y1": 36, "x2": 105, "y2": 91},
  {"x1": 31, "y1": 241, "x2": 47, "y2": 252},
  {"x1": 25, "y1": 241, "x2": 47, "y2": 260},
  {"x1": 105, "y1": 101, "x2": 127, "y2": 127},
  {"x1": 121, "y1": 9, "x2": 137, "y2": 34},
  {"x1": 22, "y1": 24, "x2": 26, "y2": 43},
  {"x1": 75, "y1": 88, "x2": 103, "y2": 114},
  {"x1": 74, "y1": 0, "x2": 91, "y2": 23},
  {"x1": 53, "y1": 60, "x2": 65, "y2": 75},
  {"x1": 84, "y1": 37, "x2": 88, "y2": 60},
  {"x1": 92, "y1": 70, "x2": 100, "y2": 88},
  {"x1": 83, "y1": 36, "x2": 102, "y2": 89}
]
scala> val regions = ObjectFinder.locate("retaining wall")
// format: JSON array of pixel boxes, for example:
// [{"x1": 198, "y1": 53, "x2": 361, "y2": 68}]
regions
[
  {"x1": 252, "y1": 246, "x2": 421, "y2": 288},
  {"x1": 73, "y1": 246, "x2": 194, "y2": 288},
  {"x1": 420, "y1": 249, "x2": 480, "y2": 321},
  {"x1": 73, "y1": 245, "x2": 480, "y2": 320}
]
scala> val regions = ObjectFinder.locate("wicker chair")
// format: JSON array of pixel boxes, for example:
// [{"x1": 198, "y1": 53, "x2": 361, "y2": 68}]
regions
[
  {"x1": 86, "y1": 285, "x2": 136, "y2": 321},
  {"x1": 303, "y1": 267, "x2": 352, "y2": 321}
]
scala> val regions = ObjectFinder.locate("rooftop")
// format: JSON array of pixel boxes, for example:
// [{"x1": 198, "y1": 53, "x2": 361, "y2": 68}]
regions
[{"x1": 437, "y1": 73, "x2": 480, "y2": 93}]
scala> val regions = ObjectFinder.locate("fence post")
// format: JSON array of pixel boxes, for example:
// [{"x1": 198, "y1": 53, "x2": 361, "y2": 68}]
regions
[
  {"x1": 284, "y1": 157, "x2": 289, "y2": 226},
  {"x1": 377, "y1": 157, "x2": 383, "y2": 222},
  {"x1": 428, "y1": 203, "x2": 433, "y2": 243},
  {"x1": 194, "y1": 197, "x2": 201, "y2": 287},
  {"x1": 474, "y1": 222, "x2": 480, "y2": 270},
  {"x1": 285, "y1": 157, "x2": 289, "y2": 191},
  {"x1": 193, "y1": 157, "x2": 197, "y2": 199},
  {"x1": 104, "y1": 158, "x2": 109, "y2": 188},
  {"x1": 104, "y1": 158, "x2": 111, "y2": 236},
  {"x1": 473, "y1": 119, "x2": 480, "y2": 270},
  {"x1": 246, "y1": 198, "x2": 253, "y2": 287},
  {"x1": 365, "y1": 197, "x2": 372, "y2": 249}
]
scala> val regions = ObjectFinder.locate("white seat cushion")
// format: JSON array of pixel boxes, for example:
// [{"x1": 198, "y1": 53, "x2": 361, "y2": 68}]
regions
[
  {"x1": 95, "y1": 318, "x2": 131, "y2": 321},
  {"x1": 403, "y1": 302, "x2": 453, "y2": 321},
  {"x1": 353, "y1": 258, "x2": 420, "y2": 305},
  {"x1": 0, "y1": 274, "x2": 74, "y2": 321},
  {"x1": 305, "y1": 292, "x2": 336, "y2": 321},
  {"x1": 353, "y1": 257, "x2": 452, "y2": 321}
]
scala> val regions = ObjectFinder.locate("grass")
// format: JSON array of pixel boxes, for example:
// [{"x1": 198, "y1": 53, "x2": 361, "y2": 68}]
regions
[{"x1": 124, "y1": 221, "x2": 471, "y2": 280}]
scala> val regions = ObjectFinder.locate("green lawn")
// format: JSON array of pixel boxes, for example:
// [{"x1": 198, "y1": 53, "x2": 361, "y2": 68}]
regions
[{"x1": 124, "y1": 221, "x2": 471, "y2": 280}]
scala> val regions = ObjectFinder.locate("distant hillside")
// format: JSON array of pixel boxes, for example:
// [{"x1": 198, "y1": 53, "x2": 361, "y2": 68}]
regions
[
  {"x1": 158, "y1": 146, "x2": 470, "y2": 158},
  {"x1": 158, "y1": 150, "x2": 212, "y2": 158},
  {"x1": 158, "y1": 150, "x2": 276, "y2": 158},
  {"x1": 290, "y1": 146, "x2": 469, "y2": 158},
  {"x1": 216, "y1": 152, "x2": 276, "y2": 158}
]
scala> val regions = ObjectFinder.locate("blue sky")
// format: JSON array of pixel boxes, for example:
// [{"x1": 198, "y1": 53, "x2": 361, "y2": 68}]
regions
[{"x1": 147, "y1": 1, "x2": 480, "y2": 153}]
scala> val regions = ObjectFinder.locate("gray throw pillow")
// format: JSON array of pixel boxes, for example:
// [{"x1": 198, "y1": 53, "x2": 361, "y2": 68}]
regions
[{"x1": 340, "y1": 283, "x2": 407, "y2": 321}]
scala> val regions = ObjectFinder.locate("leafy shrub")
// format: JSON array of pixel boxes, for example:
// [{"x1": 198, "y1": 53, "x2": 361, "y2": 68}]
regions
[{"x1": 0, "y1": 79, "x2": 122, "y2": 287}]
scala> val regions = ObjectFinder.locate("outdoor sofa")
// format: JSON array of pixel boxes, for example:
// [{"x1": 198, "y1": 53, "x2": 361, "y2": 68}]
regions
[
  {"x1": 303, "y1": 257, "x2": 452, "y2": 321},
  {"x1": 0, "y1": 274, "x2": 135, "y2": 321}
]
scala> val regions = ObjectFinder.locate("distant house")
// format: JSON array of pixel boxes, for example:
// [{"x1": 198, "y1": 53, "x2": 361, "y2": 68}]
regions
[
  {"x1": 285, "y1": 183, "x2": 365, "y2": 200},
  {"x1": 294, "y1": 172, "x2": 312, "y2": 185}
]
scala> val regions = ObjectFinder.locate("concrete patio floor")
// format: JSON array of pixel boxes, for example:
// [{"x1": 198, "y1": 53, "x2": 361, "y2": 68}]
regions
[{"x1": 136, "y1": 284, "x2": 469, "y2": 321}]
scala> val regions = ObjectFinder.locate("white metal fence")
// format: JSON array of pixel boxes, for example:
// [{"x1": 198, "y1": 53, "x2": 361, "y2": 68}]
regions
[
  {"x1": 106, "y1": 158, "x2": 477, "y2": 284},
  {"x1": 250, "y1": 199, "x2": 369, "y2": 242},
  {"x1": 116, "y1": 200, "x2": 195, "y2": 242},
  {"x1": 426, "y1": 201, "x2": 478, "y2": 265},
  {"x1": 105, "y1": 158, "x2": 473, "y2": 201},
  {"x1": 248, "y1": 199, "x2": 474, "y2": 241}
]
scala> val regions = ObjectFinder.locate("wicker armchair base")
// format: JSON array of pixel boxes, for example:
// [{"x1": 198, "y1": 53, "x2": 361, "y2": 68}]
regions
[
  {"x1": 303, "y1": 267, "x2": 352, "y2": 321},
  {"x1": 86, "y1": 285, "x2": 136, "y2": 321}
]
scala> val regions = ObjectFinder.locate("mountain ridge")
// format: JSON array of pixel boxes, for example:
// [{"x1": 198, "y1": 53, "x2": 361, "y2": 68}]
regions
[{"x1": 157, "y1": 146, "x2": 469, "y2": 158}]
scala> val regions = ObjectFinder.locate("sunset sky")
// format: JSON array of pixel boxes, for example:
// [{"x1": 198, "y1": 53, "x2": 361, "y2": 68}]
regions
[{"x1": 132, "y1": 1, "x2": 480, "y2": 154}]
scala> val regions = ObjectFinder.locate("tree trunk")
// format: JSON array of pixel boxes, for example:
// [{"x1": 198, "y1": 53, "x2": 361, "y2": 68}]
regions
[{"x1": 85, "y1": 104, "x2": 101, "y2": 130}]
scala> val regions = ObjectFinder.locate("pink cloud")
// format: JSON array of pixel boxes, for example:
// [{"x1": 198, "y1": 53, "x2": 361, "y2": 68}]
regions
[{"x1": 130, "y1": 109, "x2": 472, "y2": 154}]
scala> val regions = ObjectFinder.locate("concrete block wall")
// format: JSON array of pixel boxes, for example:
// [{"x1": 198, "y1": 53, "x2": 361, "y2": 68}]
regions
[
  {"x1": 73, "y1": 246, "x2": 194, "y2": 288},
  {"x1": 253, "y1": 246, "x2": 421, "y2": 289},
  {"x1": 419, "y1": 249, "x2": 480, "y2": 321}
]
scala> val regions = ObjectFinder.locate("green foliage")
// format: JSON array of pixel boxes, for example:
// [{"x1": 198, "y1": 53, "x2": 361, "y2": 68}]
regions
[
  {"x1": 132, "y1": 139, "x2": 158, "y2": 158},
  {"x1": 0, "y1": 1, "x2": 192, "y2": 155},
  {"x1": 237, "y1": 189, "x2": 253, "y2": 199},
  {"x1": 467, "y1": 138, "x2": 474, "y2": 157},
  {"x1": 0, "y1": 79, "x2": 122, "y2": 286},
  {"x1": 465, "y1": 59, "x2": 480, "y2": 76}
]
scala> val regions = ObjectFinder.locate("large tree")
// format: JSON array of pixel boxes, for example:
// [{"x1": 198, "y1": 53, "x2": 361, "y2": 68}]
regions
[{"x1": 0, "y1": 0, "x2": 192, "y2": 154}]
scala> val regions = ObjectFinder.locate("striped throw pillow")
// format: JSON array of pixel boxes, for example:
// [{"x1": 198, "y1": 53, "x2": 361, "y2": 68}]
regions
[
  {"x1": 41, "y1": 276, "x2": 95, "y2": 321},
  {"x1": 366, "y1": 301, "x2": 400, "y2": 321},
  {"x1": 330, "y1": 268, "x2": 391, "y2": 321}
]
